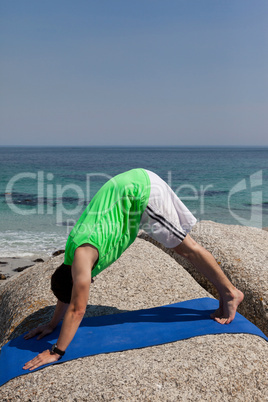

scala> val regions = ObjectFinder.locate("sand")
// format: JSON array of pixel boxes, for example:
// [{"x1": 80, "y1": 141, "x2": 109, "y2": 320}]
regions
[{"x1": 0, "y1": 257, "x2": 47, "y2": 280}]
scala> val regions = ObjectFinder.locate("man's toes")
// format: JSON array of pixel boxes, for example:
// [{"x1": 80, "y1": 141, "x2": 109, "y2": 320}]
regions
[
  {"x1": 225, "y1": 316, "x2": 234, "y2": 324},
  {"x1": 215, "y1": 317, "x2": 228, "y2": 325}
]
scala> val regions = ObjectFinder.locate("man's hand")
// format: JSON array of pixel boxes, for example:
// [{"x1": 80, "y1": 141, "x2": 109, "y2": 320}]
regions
[
  {"x1": 23, "y1": 349, "x2": 61, "y2": 371},
  {"x1": 24, "y1": 324, "x2": 54, "y2": 340}
]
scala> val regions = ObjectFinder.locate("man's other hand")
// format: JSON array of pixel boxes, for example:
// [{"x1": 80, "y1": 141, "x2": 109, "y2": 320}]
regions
[{"x1": 24, "y1": 324, "x2": 54, "y2": 340}]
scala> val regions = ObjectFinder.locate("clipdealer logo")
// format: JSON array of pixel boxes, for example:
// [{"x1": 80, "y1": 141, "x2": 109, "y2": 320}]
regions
[
  {"x1": 5, "y1": 169, "x2": 264, "y2": 229},
  {"x1": 5, "y1": 171, "x2": 113, "y2": 226},
  {"x1": 228, "y1": 170, "x2": 263, "y2": 228}
]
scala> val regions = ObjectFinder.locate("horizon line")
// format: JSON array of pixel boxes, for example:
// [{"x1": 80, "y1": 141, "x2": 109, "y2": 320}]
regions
[{"x1": 0, "y1": 145, "x2": 268, "y2": 149}]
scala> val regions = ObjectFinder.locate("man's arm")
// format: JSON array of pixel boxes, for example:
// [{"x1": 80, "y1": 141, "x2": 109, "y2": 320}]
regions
[
  {"x1": 53, "y1": 257, "x2": 92, "y2": 353},
  {"x1": 23, "y1": 245, "x2": 98, "y2": 371}
]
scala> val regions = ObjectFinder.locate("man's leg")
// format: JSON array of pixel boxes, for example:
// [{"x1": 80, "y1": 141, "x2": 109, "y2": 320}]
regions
[{"x1": 173, "y1": 234, "x2": 244, "y2": 324}]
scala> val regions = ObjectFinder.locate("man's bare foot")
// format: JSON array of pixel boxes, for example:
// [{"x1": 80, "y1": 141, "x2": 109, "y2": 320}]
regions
[{"x1": 211, "y1": 289, "x2": 244, "y2": 324}]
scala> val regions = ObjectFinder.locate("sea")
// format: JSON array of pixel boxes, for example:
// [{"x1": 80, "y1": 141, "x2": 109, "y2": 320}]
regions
[{"x1": 0, "y1": 146, "x2": 267, "y2": 259}]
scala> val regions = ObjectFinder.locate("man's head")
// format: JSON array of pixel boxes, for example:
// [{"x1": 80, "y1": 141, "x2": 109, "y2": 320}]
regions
[{"x1": 51, "y1": 263, "x2": 73, "y2": 304}]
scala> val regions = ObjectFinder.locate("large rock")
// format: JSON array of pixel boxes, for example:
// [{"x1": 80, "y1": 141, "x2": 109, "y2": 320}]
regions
[
  {"x1": 0, "y1": 235, "x2": 267, "y2": 401},
  {"x1": 139, "y1": 221, "x2": 268, "y2": 336}
]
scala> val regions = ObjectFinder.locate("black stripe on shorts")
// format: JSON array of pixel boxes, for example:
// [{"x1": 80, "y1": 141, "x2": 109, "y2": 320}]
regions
[{"x1": 145, "y1": 205, "x2": 186, "y2": 242}]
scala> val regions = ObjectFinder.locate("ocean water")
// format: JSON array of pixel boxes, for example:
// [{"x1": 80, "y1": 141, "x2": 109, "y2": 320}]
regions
[{"x1": 0, "y1": 146, "x2": 267, "y2": 258}]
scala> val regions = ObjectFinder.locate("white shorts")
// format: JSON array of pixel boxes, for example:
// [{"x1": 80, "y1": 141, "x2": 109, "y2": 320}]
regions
[{"x1": 140, "y1": 170, "x2": 197, "y2": 248}]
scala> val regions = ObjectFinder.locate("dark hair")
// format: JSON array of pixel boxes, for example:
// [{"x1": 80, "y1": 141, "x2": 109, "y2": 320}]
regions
[{"x1": 51, "y1": 263, "x2": 73, "y2": 304}]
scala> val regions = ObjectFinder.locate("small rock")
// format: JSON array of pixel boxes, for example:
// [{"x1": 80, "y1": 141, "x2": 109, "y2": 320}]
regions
[
  {"x1": 13, "y1": 265, "x2": 34, "y2": 272},
  {"x1": 52, "y1": 249, "x2": 65, "y2": 257},
  {"x1": 0, "y1": 261, "x2": 7, "y2": 265},
  {"x1": 0, "y1": 274, "x2": 7, "y2": 280},
  {"x1": 33, "y1": 258, "x2": 45, "y2": 263}
]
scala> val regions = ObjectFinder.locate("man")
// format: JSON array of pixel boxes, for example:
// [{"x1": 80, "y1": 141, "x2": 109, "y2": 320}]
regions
[{"x1": 23, "y1": 168, "x2": 244, "y2": 371}]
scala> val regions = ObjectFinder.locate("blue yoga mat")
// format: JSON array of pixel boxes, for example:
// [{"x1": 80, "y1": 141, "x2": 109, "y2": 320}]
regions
[{"x1": 0, "y1": 297, "x2": 267, "y2": 387}]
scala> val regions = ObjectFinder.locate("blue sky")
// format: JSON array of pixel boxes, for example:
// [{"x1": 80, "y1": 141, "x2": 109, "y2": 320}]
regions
[{"x1": 1, "y1": 0, "x2": 267, "y2": 146}]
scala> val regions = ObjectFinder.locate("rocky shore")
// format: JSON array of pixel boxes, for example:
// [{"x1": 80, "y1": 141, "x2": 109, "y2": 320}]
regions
[
  {"x1": 0, "y1": 257, "x2": 44, "y2": 280},
  {"x1": 0, "y1": 221, "x2": 267, "y2": 401},
  {"x1": 0, "y1": 250, "x2": 64, "y2": 280}
]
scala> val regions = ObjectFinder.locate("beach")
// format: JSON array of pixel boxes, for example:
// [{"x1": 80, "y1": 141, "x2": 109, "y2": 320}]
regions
[
  {"x1": 0, "y1": 254, "x2": 60, "y2": 281},
  {"x1": 0, "y1": 256, "x2": 46, "y2": 280}
]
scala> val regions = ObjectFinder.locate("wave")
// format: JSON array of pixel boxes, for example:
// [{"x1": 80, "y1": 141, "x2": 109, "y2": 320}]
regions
[
  {"x1": 0, "y1": 230, "x2": 67, "y2": 258},
  {"x1": 179, "y1": 189, "x2": 229, "y2": 197},
  {"x1": 243, "y1": 202, "x2": 268, "y2": 209}
]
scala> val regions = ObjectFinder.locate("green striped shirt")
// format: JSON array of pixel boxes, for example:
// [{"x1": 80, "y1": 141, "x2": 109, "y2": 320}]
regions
[{"x1": 64, "y1": 168, "x2": 150, "y2": 277}]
